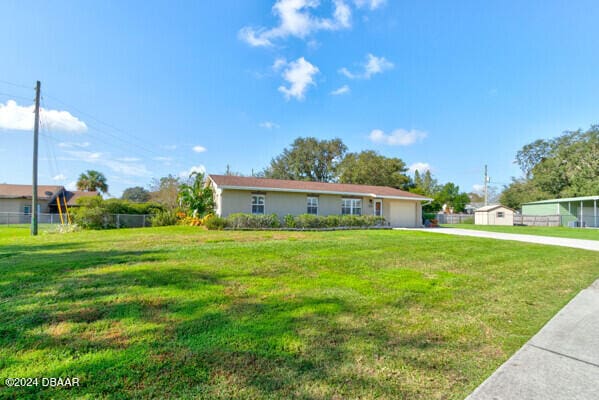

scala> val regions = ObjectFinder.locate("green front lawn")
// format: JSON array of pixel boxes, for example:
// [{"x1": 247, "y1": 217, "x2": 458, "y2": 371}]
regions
[
  {"x1": 442, "y1": 224, "x2": 599, "y2": 241},
  {"x1": 1, "y1": 227, "x2": 598, "y2": 399}
]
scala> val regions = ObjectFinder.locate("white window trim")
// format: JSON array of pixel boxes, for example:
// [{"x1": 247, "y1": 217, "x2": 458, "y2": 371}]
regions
[
  {"x1": 342, "y1": 198, "x2": 362, "y2": 216},
  {"x1": 307, "y1": 196, "x2": 319, "y2": 215},
  {"x1": 251, "y1": 194, "x2": 265, "y2": 215}
]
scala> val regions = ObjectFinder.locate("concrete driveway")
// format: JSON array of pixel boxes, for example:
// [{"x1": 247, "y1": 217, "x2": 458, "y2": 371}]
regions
[{"x1": 410, "y1": 227, "x2": 599, "y2": 252}]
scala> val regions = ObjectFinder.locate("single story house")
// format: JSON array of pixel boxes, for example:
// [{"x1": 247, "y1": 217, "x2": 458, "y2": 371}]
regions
[
  {"x1": 0, "y1": 184, "x2": 98, "y2": 215},
  {"x1": 474, "y1": 204, "x2": 515, "y2": 226},
  {"x1": 522, "y1": 195, "x2": 599, "y2": 227},
  {"x1": 207, "y1": 175, "x2": 431, "y2": 228}
]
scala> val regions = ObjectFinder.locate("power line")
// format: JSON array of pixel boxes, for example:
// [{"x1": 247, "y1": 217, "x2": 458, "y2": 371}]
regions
[
  {"x1": 0, "y1": 91, "x2": 34, "y2": 102},
  {"x1": 43, "y1": 93, "x2": 166, "y2": 157},
  {"x1": 0, "y1": 79, "x2": 34, "y2": 90}
]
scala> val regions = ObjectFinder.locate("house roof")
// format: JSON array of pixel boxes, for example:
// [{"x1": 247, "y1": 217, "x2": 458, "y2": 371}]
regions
[
  {"x1": 475, "y1": 204, "x2": 514, "y2": 212},
  {"x1": 0, "y1": 184, "x2": 64, "y2": 200},
  {"x1": 0, "y1": 184, "x2": 98, "y2": 205},
  {"x1": 208, "y1": 175, "x2": 431, "y2": 201},
  {"x1": 523, "y1": 195, "x2": 599, "y2": 205},
  {"x1": 63, "y1": 190, "x2": 99, "y2": 206}
]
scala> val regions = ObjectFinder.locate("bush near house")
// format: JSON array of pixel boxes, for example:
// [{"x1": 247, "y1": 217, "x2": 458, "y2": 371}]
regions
[{"x1": 206, "y1": 213, "x2": 386, "y2": 230}]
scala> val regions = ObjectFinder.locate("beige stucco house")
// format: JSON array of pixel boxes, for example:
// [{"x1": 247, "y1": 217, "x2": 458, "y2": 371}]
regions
[
  {"x1": 474, "y1": 204, "x2": 515, "y2": 226},
  {"x1": 0, "y1": 184, "x2": 98, "y2": 216},
  {"x1": 208, "y1": 175, "x2": 431, "y2": 228}
]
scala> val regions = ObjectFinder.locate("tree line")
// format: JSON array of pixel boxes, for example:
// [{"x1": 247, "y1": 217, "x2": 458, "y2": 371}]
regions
[{"x1": 500, "y1": 125, "x2": 599, "y2": 209}]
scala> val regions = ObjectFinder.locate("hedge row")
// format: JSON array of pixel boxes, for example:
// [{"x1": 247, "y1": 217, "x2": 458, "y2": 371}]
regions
[{"x1": 206, "y1": 213, "x2": 387, "y2": 230}]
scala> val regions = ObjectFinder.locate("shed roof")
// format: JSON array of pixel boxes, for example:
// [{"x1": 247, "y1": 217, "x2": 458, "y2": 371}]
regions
[
  {"x1": 209, "y1": 175, "x2": 431, "y2": 201},
  {"x1": 475, "y1": 204, "x2": 514, "y2": 213},
  {"x1": 523, "y1": 195, "x2": 599, "y2": 205}
]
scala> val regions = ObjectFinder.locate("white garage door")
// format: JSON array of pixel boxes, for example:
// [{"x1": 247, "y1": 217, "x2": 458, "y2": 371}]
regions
[{"x1": 389, "y1": 201, "x2": 416, "y2": 227}]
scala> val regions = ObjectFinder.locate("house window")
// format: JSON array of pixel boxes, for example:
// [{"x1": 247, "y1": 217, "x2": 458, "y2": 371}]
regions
[
  {"x1": 23, "y1": 205, "x2": 31, "y2": 215},
  {"x1": 342, "y1": 198, "x2": 362, "y2": 215},
  {"x1": 251, "y1": 195, "x2": 265, "y2": 214},
  {"x1": 497, "y1": 211, "x2": 505, "y2": 218},
  {"x1": 307, "y1": 196, "x2": 318, "y2": 215}
]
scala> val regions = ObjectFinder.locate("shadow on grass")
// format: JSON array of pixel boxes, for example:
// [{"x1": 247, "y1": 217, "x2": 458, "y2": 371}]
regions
[{"x1": 0, "y1": 240, "x2": 465, "y2": 400}]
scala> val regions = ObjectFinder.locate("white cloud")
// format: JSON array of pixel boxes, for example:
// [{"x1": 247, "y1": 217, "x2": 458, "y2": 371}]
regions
[
  {"x1": 117, "y1": 157, "x2": 141, "y2": 162},
  {"x1": 339, "y1": 53, "x2": 393, "y2": 79},
  {"x1": 259, "y1": 121, "x2": 280, "y2": 129},
  {"x1": 239, "y1": 0, "x2": 352, "y2": 47},
  {"x1": 192, "y1": 145, "x2": 207, "y2": 153},
  {"x1": 368, "y1": 128, "x2": 427, "y2": 146},
  {"x1": 278, "y1": 57, "x2": 319, "y2": 100},
  {"x1": 179, "y1": 165, "x2": 206, "y2": 179},
  {"x1": 58, "y1": 141, "x2": 90, "y2": 148},
  {"x1": 52, "y1": 173, "x2": 67, "y2": 181},
  {"x1": 66, "y1": 181, "x2": 77, "y2": 191},
  {"x1": 63, "y1": 150, "x2": 150, "y2": 177},
  {"x1": 408, "y1": 162, "x2": 431, "y2": 174},
  {"x1": 272, "y1": 57, "x2": 287, "y2": 71},
  {"x1": 354, "y1": 0, "x2": 386, "y2": 10},
  {"x1": 330, "y1": 84, "x2": 350, "y2": 95},
  {"x1": 0, "y1": 100, "x2": 87, "y2": 133},
  {"x1": 153, "y1": 156, "x2": 172, "y2": 162},
  {"x1": 162, "y1": 144, "x2": 177, "y2": 150}
]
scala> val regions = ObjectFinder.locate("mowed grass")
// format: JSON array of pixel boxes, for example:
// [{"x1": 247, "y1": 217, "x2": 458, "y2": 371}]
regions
[
  {"x1": 442, "y1": 224, "x2": 599, "y2": 241},
  {"x1": 0, "y1": 227, "x2": 598, "y2": 399}
]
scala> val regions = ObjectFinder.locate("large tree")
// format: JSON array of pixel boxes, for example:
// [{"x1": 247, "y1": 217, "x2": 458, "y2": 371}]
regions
[
  {"x1": 502, "y1": 125, "x2": 599, "y2": 208},
  {"x1": 264, "y1": 137, "x2": 347, "y2": 182},
  {"x1": 121, "y1": 186, "x2": 151, "y2": 203},
  {"x1": 76, "y1": 170, "x2": 108, "y2": 194},
  {"x1": 435, "y1": 182, "x2": 471, "y2": 213},
  {"x1": 149, "y1": 175, "x2": 181, "y2": 210},
  {"x1": 337, "y1": 150, "x2": 410, "y2": 189}
]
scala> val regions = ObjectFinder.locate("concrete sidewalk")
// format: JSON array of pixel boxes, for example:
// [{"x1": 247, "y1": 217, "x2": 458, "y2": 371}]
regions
[
  {"x1": 410, "y1": 228, "x2": 599, "y2": 252},
  {"x1": 466, "y1": 279, "x2": 599, "y2": 400}
]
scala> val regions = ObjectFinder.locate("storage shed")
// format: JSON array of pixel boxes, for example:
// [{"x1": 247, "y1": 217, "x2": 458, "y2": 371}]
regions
[{"x1": 475, "y1": 205, "x2": 514, "y2": 226}]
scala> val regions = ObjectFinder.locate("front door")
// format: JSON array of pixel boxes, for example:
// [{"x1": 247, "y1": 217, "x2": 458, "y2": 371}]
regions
[{"x1": 374, "y1": 200, "x2": 382, "y2": 217}]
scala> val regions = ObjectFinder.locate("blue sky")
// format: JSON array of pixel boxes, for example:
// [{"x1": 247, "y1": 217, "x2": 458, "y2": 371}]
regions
[{"x1": 1, "y1": 0, "x2": 599, "y2": 197}]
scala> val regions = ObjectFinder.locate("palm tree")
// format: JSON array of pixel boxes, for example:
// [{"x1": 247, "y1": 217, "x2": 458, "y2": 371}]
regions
[
  {"x1": 178, "y1": 172, "x2": 214, "y2": 217},
  {"x1": 76, "y1": 170, "x2": 108, "y2": 193}
]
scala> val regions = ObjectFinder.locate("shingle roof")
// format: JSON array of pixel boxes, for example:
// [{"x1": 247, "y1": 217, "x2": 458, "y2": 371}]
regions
[
  {"x1": 0, "y1": 184, "x2": 63, "y2": 200},
  {"x1": 209, "y1": 175, "x2": 431, "y2": 200},
  {"x1": 64, "y1": 190, "x2": 99, "y2": 205}
]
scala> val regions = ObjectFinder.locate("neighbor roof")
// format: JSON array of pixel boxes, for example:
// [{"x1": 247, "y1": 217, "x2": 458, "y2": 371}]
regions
[
  {"x1": 0, "y1": 184, "x2": 63, "y2": 200},
  {"x1": 64, "y1": 190, "x2": 99, "y2": 206},
  {"x1": 209, "y1": 175, "x2": 431, "y2": 201},
  {"x1": 475, "y1": 204, "x2": 514, "y2": 212},
  {"x1": 523, "y1": 195, "x2": 599, "y2": 205}
]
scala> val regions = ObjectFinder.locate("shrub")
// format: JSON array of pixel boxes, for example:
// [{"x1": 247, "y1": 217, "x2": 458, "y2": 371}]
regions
[
  {"x1": 226, "y1": 213, "x2": 281, "y2": 229},
  {"x1": 294, "y1": 214, "x2": 323, "y2": 229},
  {"x1": 151, "y1": 210, "x2": 179, "y2": 227},
  {"x1": 283, "y1": 214, "x2": 296, "y2": 228},
  {"x1": 72, "y1": 197, "x2": 167, "y2": 229},
  {"x1": 223, "y1": 213, "x2": 386, "y2": 230},
  {"x1": 72, "y1": 206, "x2": 110, "y2": 229},
  {"x1": 205, "y1": 216, "x2": 228, "y2": 230}
]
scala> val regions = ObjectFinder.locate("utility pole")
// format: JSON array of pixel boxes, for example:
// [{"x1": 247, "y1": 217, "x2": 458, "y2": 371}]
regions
[
  {"x1": 483, "y1": 164, "x2": 489, "y2": 207},
  {"x1": 31, "y1": 81, "x2": 41, "y2": 236}
]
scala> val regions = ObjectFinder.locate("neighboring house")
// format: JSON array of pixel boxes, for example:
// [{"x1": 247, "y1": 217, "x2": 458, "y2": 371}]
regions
[
  {"x1": 474, "y1": 204, "x2": 514, "y2": 226},
  {"x1": 208, "y1": 175, "x2": 431, "y2": 228},
  {"x1": 522, "y1": 195, "x2": 599, "y2": 227},
  {"x1": 0, "y1": 184, "x2": 98, "y2": 215}
]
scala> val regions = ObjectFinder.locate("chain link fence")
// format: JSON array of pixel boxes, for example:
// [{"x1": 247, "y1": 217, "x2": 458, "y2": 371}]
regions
[{"x1": 0, "y1": 212, "x2": 152, "y2": 229}]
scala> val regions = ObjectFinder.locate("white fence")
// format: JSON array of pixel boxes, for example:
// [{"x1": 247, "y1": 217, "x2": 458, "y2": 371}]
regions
[{"x1": 0, "y1": 212, "x2": 152, "y2": 229}]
